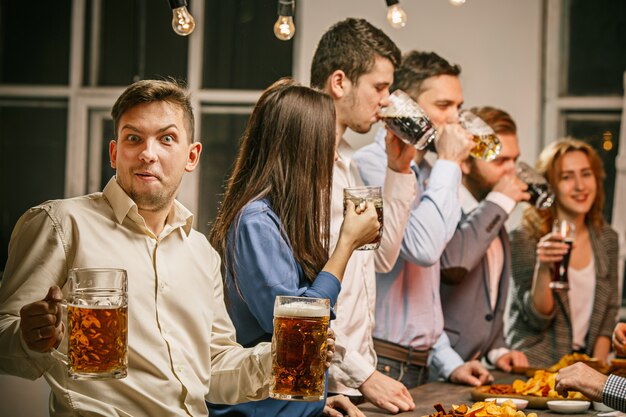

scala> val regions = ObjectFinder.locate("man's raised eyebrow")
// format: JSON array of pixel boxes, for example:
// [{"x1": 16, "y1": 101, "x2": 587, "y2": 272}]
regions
[
  {"x1": 157, "y1": 124, "x2": 178, "y2": 133},
  {"x1": 120, "y1": 124, "x2": 141, "y2": 133}
]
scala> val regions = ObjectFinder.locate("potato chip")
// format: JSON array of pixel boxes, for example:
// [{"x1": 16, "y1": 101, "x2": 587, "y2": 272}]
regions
[{"x1": 424, "y1": 401, "x2": 536, "y2": 417}]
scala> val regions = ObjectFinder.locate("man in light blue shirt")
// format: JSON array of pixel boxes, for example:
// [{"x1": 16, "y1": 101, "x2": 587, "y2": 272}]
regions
[{"x1": 354, "y1": 51, "x2": 492, "y2": 388}]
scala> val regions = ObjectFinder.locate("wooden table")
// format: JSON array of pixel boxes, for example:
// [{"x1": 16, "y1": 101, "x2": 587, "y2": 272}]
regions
[{"x1": 358, "y1": 371, "x2": 598, "y2": 417}]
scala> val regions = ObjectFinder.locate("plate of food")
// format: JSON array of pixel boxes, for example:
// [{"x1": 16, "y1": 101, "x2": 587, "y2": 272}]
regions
[
  {"x1": 471, "y1": 371, "x2": 588, "y2": 409},
  {"x1": 485, "y1": 398, "x2": 529, "y2": 410}
]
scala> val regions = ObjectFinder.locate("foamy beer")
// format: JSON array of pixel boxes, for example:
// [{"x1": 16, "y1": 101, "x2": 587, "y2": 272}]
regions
[
  {"x1": 379, "y1": 89, "x2": 437, "y2": 150},
  {"x1": 52, "y1": 268, "x2": 128, "y2": 379},
  {"x1": 458, "y1": 109, "x2": 502, "y2": 161},
  {"x1": 270, "y1": 296, "x2": 330, "y2": 401},
  {"x1": 343, "y1": 186, "x2": 383, "y2": 250}
]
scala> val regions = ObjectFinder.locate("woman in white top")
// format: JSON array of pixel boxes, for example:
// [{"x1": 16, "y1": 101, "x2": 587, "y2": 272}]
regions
[{"x1": 507, "y1": 138, "x2": 619, "y2": 368}]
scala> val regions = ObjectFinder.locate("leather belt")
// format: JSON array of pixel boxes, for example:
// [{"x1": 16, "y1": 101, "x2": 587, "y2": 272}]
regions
[{"x1": 373, "y1": 338, "x2": 430, "y2": 367}]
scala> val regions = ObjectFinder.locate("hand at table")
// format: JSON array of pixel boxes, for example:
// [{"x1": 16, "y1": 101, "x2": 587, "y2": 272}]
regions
[
  {"x1": 495, "y1": 350, "x2": 529, "y2": 372},
  {"x1": 450, "y1": 360, "x2": 494, "y2": 387},
  {"x1": 359, "y1": 370, "x2": 415, "y2": 414},
  {"x1": 323, "y1": 395, "x2": 366, "y2": 417},
  {"x1": 555, "y1": 362, "x2": 606, "y2": 402},
  {"x1": 612, "y1": 322, "x2": 626, "y2": 357}
]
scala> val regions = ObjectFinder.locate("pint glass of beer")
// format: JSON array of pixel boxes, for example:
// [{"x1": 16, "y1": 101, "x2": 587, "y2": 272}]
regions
[
  {"x1": 343, "y1": 186, "x2": 383, "y2": 250},
  {"x1": 52, "y1": 268, "x2": 128, "y2": 379},
  {"x1": 379, "y1": 89, "x2": 437, "y2": 150},
  {"x1": 458, "y1": 109, "x2": 502, "y2": 162},
  {"x1": 517, "y1": 161, "x2": 555, "y2": 210},
  {"x1": 270, "y1": 296, "x2": 330, "y2": 401},
  {"x1": 550, "y1": 220, "x2": 575, "y2": 291}
]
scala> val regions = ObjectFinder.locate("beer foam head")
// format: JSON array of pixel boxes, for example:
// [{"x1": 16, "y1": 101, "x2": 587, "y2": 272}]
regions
[{"x1": 275, "y1": 301, "x2": 329, "y2": 318}]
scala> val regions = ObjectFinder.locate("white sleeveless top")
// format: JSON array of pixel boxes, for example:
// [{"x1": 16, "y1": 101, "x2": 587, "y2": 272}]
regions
[{"x1": 569, "y1": 258, "x2": 596, "y2": 351}]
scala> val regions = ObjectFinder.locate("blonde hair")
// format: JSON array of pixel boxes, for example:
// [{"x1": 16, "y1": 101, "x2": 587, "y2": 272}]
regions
[{"x1": 522, "y1": 138, "x2": 606, "y2": 239}]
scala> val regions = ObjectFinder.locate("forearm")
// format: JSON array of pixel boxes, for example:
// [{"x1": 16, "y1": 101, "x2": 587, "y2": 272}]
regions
[
  {"x1": 530, "y1": 265, "x2": 555, "y2": 316},
  {"x1": 373, "y1": 168, "x2": 416, "y2": 273},
  {"x1": 593, "y1": 336, "x2": 611, "y2": 362},
  {"x1": 324, "y1": 239, "x2": 357, "y2": 282}
]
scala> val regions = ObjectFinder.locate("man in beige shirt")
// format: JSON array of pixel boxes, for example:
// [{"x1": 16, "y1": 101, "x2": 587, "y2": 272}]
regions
[{"x1": 0, "y1": 79, "x2": 274, "y2": 416}]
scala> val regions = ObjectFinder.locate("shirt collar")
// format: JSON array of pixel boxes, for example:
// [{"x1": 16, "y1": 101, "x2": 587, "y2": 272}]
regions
[
  {"x1": 103, "y1": 177, "x2": 193, "y2": 237},
  {"x1": 336, "y1": 136, "x2": 356, "y2": 167}
]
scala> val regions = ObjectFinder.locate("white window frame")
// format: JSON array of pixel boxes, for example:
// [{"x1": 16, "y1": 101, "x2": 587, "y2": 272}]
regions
[{"x1": 544, "y1": 0, "x2": 626, "y2": 303}]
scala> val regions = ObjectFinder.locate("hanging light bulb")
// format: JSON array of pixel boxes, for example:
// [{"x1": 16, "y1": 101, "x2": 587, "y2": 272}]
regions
[
  {"x1": 168, "y1": 0, "x2": 196, "y2": 36},
  {"x1": 449, "y1": 0, "x2": 467, "y2": 6},
  {"x1": 385, "y1": 0, "x2": 407, "y2": 28},
  {"x1": 274, "y1": 0, "x2": 295, "y2": 41}
]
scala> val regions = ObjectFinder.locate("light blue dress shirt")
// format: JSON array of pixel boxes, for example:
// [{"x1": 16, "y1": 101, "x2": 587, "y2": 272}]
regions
[
  {"x1": 208, "y1": 198, "x2": 340, "y2": 417},
  {"x1": 353, "y1": 129, "x2": 465, "y2": 379}
]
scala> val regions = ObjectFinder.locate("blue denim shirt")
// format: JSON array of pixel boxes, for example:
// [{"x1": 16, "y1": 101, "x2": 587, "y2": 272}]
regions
[{"x1": 207, "y1": 198, "x2": 340, "y2": 417}]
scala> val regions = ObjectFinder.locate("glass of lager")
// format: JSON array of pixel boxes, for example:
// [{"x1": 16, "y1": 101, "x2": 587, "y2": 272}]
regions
[
  {"x1": 550, "y1": 220, "x2": 575, "y2": 291},
  {"x1": 458, "y1": 109, "x2": 502, "y2": 162},
  {"x1": 270, "y1": 296, "x2": 330, "y2": 401},
  {"x1": 51, "y1": 268, "x2": 128, "y2": 379},
  {"x1": 379, "y1": 89, "x2": 438, "y2": 150},
  {"x1": 517, "y1": 161, "x2": 555, "y2": 210},
  {"x1": 343, "y1": 186, "x2": 383, "y2": 250}
]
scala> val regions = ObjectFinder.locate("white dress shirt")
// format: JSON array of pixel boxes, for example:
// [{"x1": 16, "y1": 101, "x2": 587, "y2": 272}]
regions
[
  {"x1": 328, "y1": 137, "x2": 416, "y2": 396},
  {"x1": 0, "y1": 178, "x2": 271, "y2": 416}
]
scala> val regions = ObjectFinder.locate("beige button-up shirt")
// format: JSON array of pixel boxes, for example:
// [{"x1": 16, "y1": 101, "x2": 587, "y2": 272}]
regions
[
  {"x1": 328, "y1": 138, "x2": 416, "y2": 396},
  {"x1": 0, "y1": 178, "x2": 271, "y2": 416}
]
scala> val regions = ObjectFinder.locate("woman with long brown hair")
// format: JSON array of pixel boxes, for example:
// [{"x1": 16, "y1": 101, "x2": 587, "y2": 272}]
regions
[
  {"x1": 207, "y1": 78, "x2": 379, "y2": 417},
  {"x1": 507, "y1": 138, "x2": 619, "y2": 368}
]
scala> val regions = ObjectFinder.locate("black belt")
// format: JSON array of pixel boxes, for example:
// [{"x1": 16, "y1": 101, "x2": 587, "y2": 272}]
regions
[{"x1": 373, "y1": 338, "x2": 430, "y2": 367}]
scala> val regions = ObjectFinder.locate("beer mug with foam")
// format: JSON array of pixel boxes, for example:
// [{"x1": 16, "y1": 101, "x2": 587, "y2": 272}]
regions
[
  {"x1": 270, "y1": 296, "x2": 330, "y2": 401},
  {"x1": 458, "y1": 109, "x2": 502, "y2": 162},
  {"x1": 52, "y1": 268, "x2": 128, "y2": 379}
]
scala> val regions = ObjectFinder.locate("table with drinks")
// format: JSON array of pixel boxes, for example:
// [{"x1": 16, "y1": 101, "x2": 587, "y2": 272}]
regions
[{"x1": 357, "y1": 371, "x2": 599, "y2": 417}]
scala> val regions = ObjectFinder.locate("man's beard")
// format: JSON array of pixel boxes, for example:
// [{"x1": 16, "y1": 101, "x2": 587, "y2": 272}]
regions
[{"x1": 128, "y1": 184, "x2": 177, "y2": 212}]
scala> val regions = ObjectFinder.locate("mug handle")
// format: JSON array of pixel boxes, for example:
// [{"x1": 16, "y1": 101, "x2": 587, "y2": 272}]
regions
[{"x1": 49, "y1": 300, "x2": 68, "y2": 366}]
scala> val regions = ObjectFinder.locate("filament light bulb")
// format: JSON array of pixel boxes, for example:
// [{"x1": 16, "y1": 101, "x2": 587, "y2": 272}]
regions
[
  {"x1": 385, "y1": 0, "x2": 407, "y2": 28},
  {"x1": 449, "y1": 0, "x2": 466, "y2": 6},
  {"x1": 274, "y1": 0, "x2": 295, "y2": 41},
  {"x1": 168, "y1": 0, "x2": 196, "y2": 36}
]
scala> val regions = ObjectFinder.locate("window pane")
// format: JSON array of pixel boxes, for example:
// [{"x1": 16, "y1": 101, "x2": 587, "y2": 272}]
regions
[
  {"x1": 0, "y1": 102, "x2": 68, "y2": 271},
  {"x1": 565, "y1": 0, "x2": 626, "y2": 96},
  {"x1": 203, "y1": 0, "x2": 293, "y2": 89},
  {"x1": 100, "y1": 119, "x2": 116, "y2": 190},
  {"x1": 197, "y1": 112, "x2": 250, "y2": 235},
  {"x1": 0, "y1": 1, "x2": 71, "y2": 85},
  {"x1": 564, "y1": 111, "x2": 621, "y2": 223},
  {"x1": 92, "y1": 0, "x2": 188, "y2": 86}
]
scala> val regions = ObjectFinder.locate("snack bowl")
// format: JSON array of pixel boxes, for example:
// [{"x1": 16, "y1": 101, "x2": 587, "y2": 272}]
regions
[
  {"x1": 547, "y1": 400, "x2": 590, "y2": 413},
  {"x1": 485, "y1": 398, "x2": 529, "y2": 410}
]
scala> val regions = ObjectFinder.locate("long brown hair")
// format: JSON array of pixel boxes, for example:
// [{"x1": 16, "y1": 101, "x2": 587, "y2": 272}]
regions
[
  {"x1": 522, "y1": 138, "x2": 606, "y2": 239},
  {"x1": 209, "y1": 78, "x2": 335, "y2": 285}
]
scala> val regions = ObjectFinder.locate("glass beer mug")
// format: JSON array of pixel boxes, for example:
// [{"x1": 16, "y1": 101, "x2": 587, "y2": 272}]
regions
[
  {"x1": 517, "y1": 161, "x2": 555, "y2": 210},
  {"x1": 52, "y1": 268, "x2": 128, "y2": 379},
  {"x1": 458, "y1": 109, "x2": 502, "y2": 162},
  {"x1": 270, "y1": 296, "x2": 330, "y2": 401},
  {"x1": 343, "y1": 186, "x2": 384, "y2": 250},
  {"x1": 379, "y1": 89, "x2": 438, "y2": 150}
]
